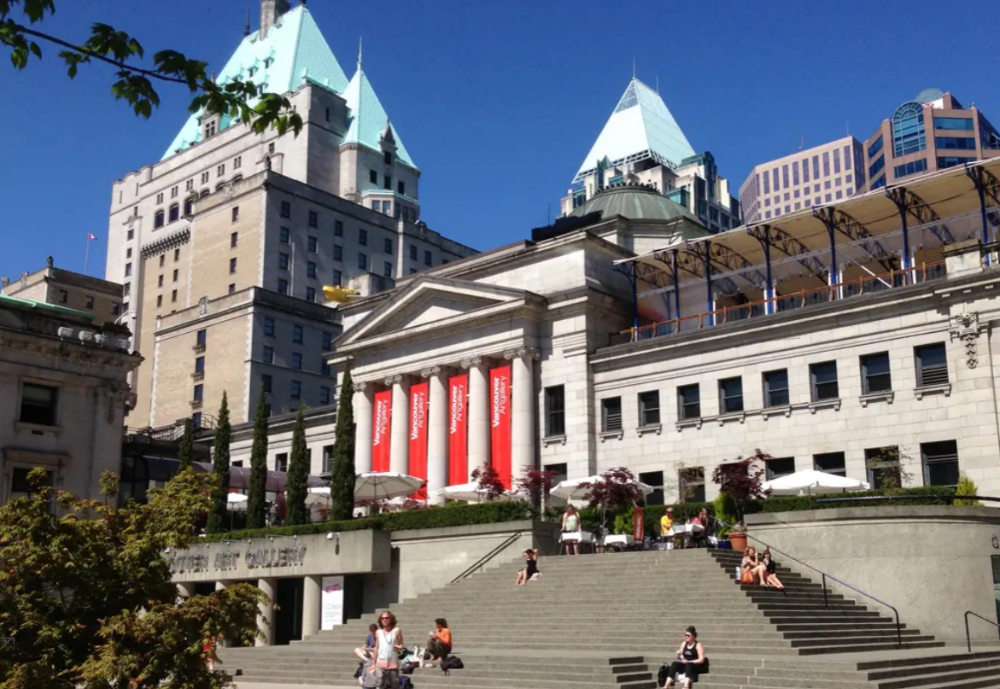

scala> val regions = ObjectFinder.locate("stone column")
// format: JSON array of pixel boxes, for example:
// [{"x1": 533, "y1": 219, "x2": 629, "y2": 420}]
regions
[
  {"x1": 506, "y1": 347, "x2": 539, "y2": 487},
  {"x1": 387, "y1": 375, "x2": 410, "y2": 475},
  {"x1": 463, "y1": 357, "x2": 490, "y2": 479},
  {"x1": 424, "y1": 366, "x2": 448, "y2": 504},
  {"x1": 256, "y1": 577, "x2": 277, "y2": 647},
  {"x1": 354, "y1": 382, "x2": 374, "y2": 473},
  {"x1": 302, "y1": 575, "x2": 322, "y2": 638}
]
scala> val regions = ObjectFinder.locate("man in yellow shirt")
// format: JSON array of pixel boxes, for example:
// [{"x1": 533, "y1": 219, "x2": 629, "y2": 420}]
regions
[{"x1": 659, "y1": 507, "x2": 675, "y2": 539}]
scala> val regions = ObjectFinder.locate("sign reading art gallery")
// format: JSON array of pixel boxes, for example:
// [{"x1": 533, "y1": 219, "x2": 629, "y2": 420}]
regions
[
  {"x1": 448, "y1": 374, "x2": 468, "y2": 485},
  {"x1": 409, "y1": 381, "x2": 429, "y2": 498},
  {"x1": 490, "y1": 365, "x2": 512, "y2": 488},
  {"x1": 372, "y1": 389, "x2": 392, "y2": 472}
]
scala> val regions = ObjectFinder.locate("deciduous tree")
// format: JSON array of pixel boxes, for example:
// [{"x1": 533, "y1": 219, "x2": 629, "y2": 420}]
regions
[{"x1": 712, "y1": 449, "x2": 772, "y2": 521}]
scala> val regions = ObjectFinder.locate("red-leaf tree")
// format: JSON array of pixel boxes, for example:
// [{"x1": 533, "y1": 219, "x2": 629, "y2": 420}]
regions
[
  {"x1": 515, "y1": 467, "x2": 557, "y2": 506},
  {"x1": 471, "y1": 464, "x2": 506, "y2": 501},
  {"x1": 712, "y1": 448, "x2": 773, "y2": 521},
  {"x1": 581, "y1": 467, "x2": 645, "y2": 512}
]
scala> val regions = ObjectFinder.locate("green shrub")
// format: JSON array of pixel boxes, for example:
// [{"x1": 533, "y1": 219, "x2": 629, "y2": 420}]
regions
[
  {"x1": 204, "y1": 500, "x2": 535, "y2": 542},
  {"x1": 954, "y1": 475, "x2": 982, "y2": 507},
  {"x1": 761, "y1": 486, "x2": 957, "y2": 513}
]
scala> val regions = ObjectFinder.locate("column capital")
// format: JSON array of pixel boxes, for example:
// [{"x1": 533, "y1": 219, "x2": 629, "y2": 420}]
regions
[
  {"x1": 384, "y1": 374, "x2": 405, "y2": 386},
  {"x1": 460, "y1": 356, "x2": 484, "y2": 369},
  {"x1": 354, "y1": 381, "x2": 369, "y2": 392},
  {"x1": 503, "y1": 346, "x2": 540, "y2": 361},
  {"x1": 421, "y1": 366, "x2": 442, "y2": 378}
]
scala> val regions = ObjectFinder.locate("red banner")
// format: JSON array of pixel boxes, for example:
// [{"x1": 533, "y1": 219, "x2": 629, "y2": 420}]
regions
[
  {"x1": 448, "y1": 374, "x2": 468, "y2": 485},
  {"x1": 372, "y1": 389, "x2": 392, "y2": 472},
  {"x1": 490, "y1": 365, "x2": 512, "y2": 489},
  {"x1": 633, "y1": 507, "x2": 645, "y2": 542},
  {"x1": 409, "y1": 381, "x2": 429, "y2": 498}
]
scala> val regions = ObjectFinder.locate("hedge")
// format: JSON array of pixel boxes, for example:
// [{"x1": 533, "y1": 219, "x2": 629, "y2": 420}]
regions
[
  {"x1": 204, "y1": 500, "x2": 534, "y2": 542},
  {"x1": 760, "y1": 486, "x2": 958, "y2": 513}
]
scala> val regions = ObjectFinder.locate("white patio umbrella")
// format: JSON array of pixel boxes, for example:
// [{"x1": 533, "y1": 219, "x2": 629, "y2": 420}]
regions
[
  {"x1": 226, "y1": 493, "x2": 249, "y2": 511},
  {"x1": 551, "y1": 475, "x2": 655, "y2": 501},
  {"x1": 384, "y1": 496, "x2": 429, "y2": 512},
  {"x1": 355, "y1": 472, "x2": 425, "y2": 501},
  {"x1": 434, "y1": 481, "x2": 500, "y2": 503},
  {"x1": 306, "y1": 486, "x2": 332, "y2": 509},
  {"x1": 763, "y1": 469, "x2": 871, "y2": 496}
]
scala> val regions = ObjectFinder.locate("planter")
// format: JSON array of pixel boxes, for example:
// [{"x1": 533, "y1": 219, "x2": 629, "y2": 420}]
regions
[{"x1": 728, "y1": 532, "x2": 748, "y2": 552}]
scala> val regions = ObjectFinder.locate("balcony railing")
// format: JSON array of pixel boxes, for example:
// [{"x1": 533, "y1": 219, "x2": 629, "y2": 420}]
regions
[{"x1": 623, "y1": 261, "x2": 947, "y2": 343}]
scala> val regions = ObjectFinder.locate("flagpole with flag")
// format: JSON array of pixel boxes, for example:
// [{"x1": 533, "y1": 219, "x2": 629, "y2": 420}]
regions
[{"x1": 84, "y1": 233, "x2": 97, "y2": 275}]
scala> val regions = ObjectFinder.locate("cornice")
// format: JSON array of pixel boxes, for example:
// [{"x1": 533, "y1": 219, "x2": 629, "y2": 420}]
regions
[
  {"x1": 141, "y1": 226, "x2": 191, "y2": 259},
  {"x1": 0, "y1": 329, "x2": 142, "y2": 371}
]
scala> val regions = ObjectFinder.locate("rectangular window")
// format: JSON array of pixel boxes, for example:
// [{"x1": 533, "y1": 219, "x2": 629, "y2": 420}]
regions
[
  {"x1": 384, "y1": 261, "x2": 393, "y2": 277},
  {"x1": 234, "y1": 155, "x2": 242, "y2": 169},
  {"x1": 334, "y1": 220, "x2": 343, "y2": 237},
  {"x1": 921, "y1": 440, "x2": 959, "y2": 487},
  {"x1": 194, "y1": 356, "x2": 205, "y2": 374},
  {"x1": 333, "y1": 245, "x2": 343, "y2": 261},
  {"x1": 173, "y1": 268, "x2": 179, "y2": 282},
  {"x1": 264, "y1": 317, "x2": 275, "y2": 336},
  {"x1": 802, "y1": 158, "x2": 810, "y2": 183},
  {"x1": 544, "y1": 385, "x2": 566, "y2": 437},
  {"x1": 358, "y1": 253, "x2": 367, "y2": 270},
  {"x1": 833, "y1": 148, "x2": 841, "y2": 174},
  {"x1": 231, "y1": 206, "x2": 239, "y2": 223},
  {"x1": 765, "y1": 457, "x2": 796, "y2": 481},
  {"x1": 171, "y1": 289, "x2": 177, "y2": 302},
  {"x1": 639, "y1": 470, "x2": 664, "y2": 506},
  {"x1": 384, "y1": 238, "x2": 393, "y2": 254},
  {"x1": 124, "y1": 262, "x2": 132, "y2": 277},
  {"x1": 384, "y1": 175, "x2": 392, "y2": 191},
  {"x1": 292, "y1": 352, "x2": 302, "y2": 370},
  {"x1": 894, "y1": 158, "x2": 928, "y2": 179},
  {"x1": 792, "y1": 160, "x2": 800, "y2": 185},
  {"x1": 677, "y1": 384, "x2": 700, "y2": 421},
  {"x1": 279, "y1": 253, "x2": 289, "y2": 270},
  {"x1": 934, "y1": 117, "x2": 974, "y2": 131},
  {"x1": 280, "y1": 227, "x2": 290, "y2": 244},
  {"x1": 813, "y1": 451, "x2": 846, "y2": 477},
  {"x1": 811, "y1": 361, "x2": 839, "y2": 401},
  {"x1": 938, "y1": 156, "x2": 977, "y2": 170},
  {"x1": 201, "y1": 172, "x2": 209, "y2": 184},
  {"x1": 322, "y1": 445, "x2": 335, "y2": 473},
  {"x1": 935, "y1": 136, "x2": 977, "y2": 150},
  {"x1": 278, "y1": 279, "x2": 288, "y2": 295},
  {"x1": 638, "y1": 390, "x2": 660, "y2": 427},
  {"x1": 844, "y1": 145, "x2": 853, "y2": 170},
  {"x1": 306, "y1": 287, "x2": 316, "y2": 302},
  {"x1": 782, "y1": 164, "x2": 789, "y2": 189},
  {"x1": 228, "y1": 283, "x2": 236, "y2": 294},
  {"x1": 217, "y1": 164, "x2": 225, "y2": 177},
  {"x1": 275, "y1": 453, "x2": 289, "y2": 472},
  {"x1": 398, "y1": 181, "x2": 405, "y2": 195},
  {"x1": 231, "y1": 231, "x2": 238, "y2": 248},
  {"x1": 813, "y1": 155, "x2": 820, "y2": 179},
  {"x1": 321, "y1": 361, "x2": 331, "y2": 376},
  {"x1": 359, "y1": 229, "x2": 368, "y2": 246},
  {"x1": 263, "y1": 346, "x2": 274, "y2": 363},
  {"x1": 292, "y1": 325, "x2": 303, "y2": 344},
  {"x1": 369, "y1": 169, "x2": 378, "y2": 184},
  {"x1": 719, "y1": 376, "x2": 744, "y2": 414},
  {"x1": 229, "y1": 257, "x2": 237, "y2": 274},
  {"x1": 320, "y1": 386, "x2": 331, "y2": 405},
  {"x1": 762, "y1": 369, "x2": 789, "y2": 407},
  {"x1": 915, "y1": 343, "x2": 948, "y2": 386},
  {"x1": 866, "y1": 446, "x2": 901, "y2": 489},
  {"x1": 409, "y1": 245, "x2": 418, "y2": 260},
  {"x1": 193, "y1": 384, "x2": 203, "y2": 402},
  {"x1": 424, "y1": 250, "x2": 432, "y2": 266},
  {"x1": 58, "y1": 289, "x2": 68, "y2": 303},
  {"x1": 307, "y1": 236, "x2": 318, "y2": 253},
  {"x1": 262, "y1": 374, "x2": 272, "y2": 393},
  {"x1": 861, "y1": 352, "x2": 892, "y2": 394},
  {"x1": 679, "y1": 467, "x2": 705, "y2": 503},
  {"x1": 321, "y1": 332, "x2": 332, "y2": 350},
  {"x1": 308, "y1": 210, "x2": 318, "y2": 228},
  {"x1": 290, "y1": 380, "x2": 302, "y2": 399},
  {"x1": 601, "y1": 397, "x2": 622, "y2": 432},
  {"x1": 307, "y1": 262, "x2": 317, "y2": 278},
  {"x1": 332, "y1": 269, "x2": 342, "y2": 285},
  {"x1": 823, "y1": 151, "x2": 830, "y2": 176},
  {"x1": 280, "y1": 201, "x2": 291, "y2": 218},
  {"x1": 868, "y1": 135, "x2": 884, "y2": 158},
  {"x1": 196, "y1": 329, "x2": 207, "y2": 346},
  {"x1": 19, "y1": 382, "x2": 58, "y2": 426}
]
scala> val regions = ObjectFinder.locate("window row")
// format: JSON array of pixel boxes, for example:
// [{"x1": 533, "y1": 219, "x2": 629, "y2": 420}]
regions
[
  {"x1": 261, "y1": 347, "x2": 332, "y2": 375},
  {"x1": 261, "y1": 318, "x2": 333, "y2": 349},
  {"x1": 261, "y1": 374, "x2": 331, "y2": 405}
]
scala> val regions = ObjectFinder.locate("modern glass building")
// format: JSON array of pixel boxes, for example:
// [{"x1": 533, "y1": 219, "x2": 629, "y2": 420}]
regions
[{"x1": 862, "y1": 89, "x2": 1000, "y2": 191}]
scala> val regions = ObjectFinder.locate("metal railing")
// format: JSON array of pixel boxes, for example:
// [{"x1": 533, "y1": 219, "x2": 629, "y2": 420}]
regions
[
  {"x1": 624, "y1": 261, "x2": 946, "y2": 342},
  {"x1": 964, "y1": 611, "x2": 1000, "y2": 652},
  {"x1": 713, "y1": 516, "x2": 903, "y2": 648},
  {"x1": 450, "y1": 531, "x2": 523, "y2": 584}
]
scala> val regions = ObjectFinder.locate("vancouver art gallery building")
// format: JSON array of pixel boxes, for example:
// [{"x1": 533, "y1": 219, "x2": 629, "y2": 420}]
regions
[{"x1": 331, "y1": 160, "x2": 1000, "y2": 503}]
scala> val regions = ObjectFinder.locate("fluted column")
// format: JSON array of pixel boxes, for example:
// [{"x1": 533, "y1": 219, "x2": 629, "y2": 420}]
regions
[
  {"x1": 506, "y1": 347, "x2": 539, "y2": 487},
  {"x1": 463, "y1": 357, "x2": 490, "y2": 479},
  {"x1": 354, "y1": 382, "x2": 373, "y2": 473},
  {"x1": 302, "y1": 575, "x2": 322, "y2": 637},
  {"x1": 387, "y1": 374, "x2": 410, "y2": 475},
  {"x1": 424, "y1": 366, "x2": 448, "y2": 504},
  {"x1": 256, "y1": 577, "x2": 277, "y2": 647}
]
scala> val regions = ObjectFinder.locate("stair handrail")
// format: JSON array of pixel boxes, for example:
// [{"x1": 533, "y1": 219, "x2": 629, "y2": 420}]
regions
[
  {"x1": 449, "y1": 531, "x2": 523, "y2": 584},
  {"x1": 712, "y1": 515, "x2": 903, "y2": 648},
  {"x1": 964, "y1": 610, "x2": 1000, "y2": 653}
]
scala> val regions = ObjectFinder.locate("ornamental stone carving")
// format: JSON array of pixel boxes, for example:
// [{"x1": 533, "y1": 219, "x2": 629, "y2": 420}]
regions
[
  {"x1": 354, "y1": 381, "x2": 368, "y2": 392},
  {"x1": 503, "y1": 347, "x2": 540, "y2": 361},
  {"x1": 384, "y1": 374, "x2": 403, "y2": 386},
  {"x1": 421, "y1": 366, "x2": 442, "y2": 378},
  {"x1": 460, "y1": 356, "x2": 483, "y2": 369},
  {"x1": 949, "y1": 311, "x2": 986, "y2": 369}
]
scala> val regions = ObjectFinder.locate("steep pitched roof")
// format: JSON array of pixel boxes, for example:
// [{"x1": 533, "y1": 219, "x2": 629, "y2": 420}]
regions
[
  {"x1": 161, "y1": 6, "x2": 349, "y2": 160},
  {"x1": 341, "y1": 64, "x2": 416, "y2": 168},
  {"x1": 573, "y1": 78, "x2": 695, "y2": 183}
]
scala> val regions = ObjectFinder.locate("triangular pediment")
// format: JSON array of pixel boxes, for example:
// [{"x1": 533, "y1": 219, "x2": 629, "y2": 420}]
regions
[{"x1": 338, "y1": 276, "x2": 532, "y2": 347}]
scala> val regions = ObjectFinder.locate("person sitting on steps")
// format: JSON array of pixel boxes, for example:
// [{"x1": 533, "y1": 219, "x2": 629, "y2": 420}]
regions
[
  {"x1": 662, "y1": 626, "x2": 706, "y2": 688},
  {"x1": 740, "y1": 546, "x2": 767, "y2": 585},
  {"x1": 515, "y1": 548, "x2": 540, "y2": 586},
  {"x1": 760, "y1": 550, "x2": 785, "y2": 590},
  {"x1": 354, "y1": 623, "x2": 379, "y2": 662},
  {"x1": 424, "y1": 618, "x2": 452, "y2": 666}
]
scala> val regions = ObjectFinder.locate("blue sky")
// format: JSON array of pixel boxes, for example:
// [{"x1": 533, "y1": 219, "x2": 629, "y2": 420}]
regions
[{"x1": 1, "y1": 0, "x2": 998, "y2": 281}]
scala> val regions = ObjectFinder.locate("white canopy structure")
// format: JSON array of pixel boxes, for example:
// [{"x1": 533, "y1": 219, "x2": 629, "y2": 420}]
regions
[
  {"x1": 355, "y1": 472, "x2": 424, "y2": 501},
  {"x1": 551, "y1": 475, "x2": 655, "y2": 502},
  {"x1": 763, "y1": 469, "x2": 870, "y2": 496},
  {"x1": 434, "y1": 481, "x2": 511, "y2": 503}
]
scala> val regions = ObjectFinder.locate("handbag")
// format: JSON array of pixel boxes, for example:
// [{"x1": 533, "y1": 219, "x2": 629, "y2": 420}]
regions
[{"x1": 740, "y1": 568, "x2": 755, "y2": 584}]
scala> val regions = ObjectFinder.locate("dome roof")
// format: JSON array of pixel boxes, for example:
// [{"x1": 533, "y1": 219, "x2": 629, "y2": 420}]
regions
[{"x1": 571, "y1": 184, "x2": 701, "y2": 225}]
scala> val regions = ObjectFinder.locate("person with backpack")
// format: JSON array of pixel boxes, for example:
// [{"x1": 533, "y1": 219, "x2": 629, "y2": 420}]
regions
[{"x1": 425, "y1": 618, "x2": 452, "y2": 662}]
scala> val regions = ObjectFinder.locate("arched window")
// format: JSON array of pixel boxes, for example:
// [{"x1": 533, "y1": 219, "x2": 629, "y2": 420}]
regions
[
  {"x1": 200, "y1": 189, "x2": 210, "y2": 199},
  {"x1": 183, "y1": 198, "x2": 194, "y2": 216},
  {"x1": 232, "y1": 175, "x2": 243, "y2": 183},
  {"x1": 892, "y1": 102, "x2": 926, "y2": 157},
  {"x1": 154, "y1": 210, "x2": 165, "y2": 229},
  {"x1": 168, "y1": 204, "x2": 179, "y2": 223},
  {"x1": 216, "y1": 183, "x2": 226, "y2": 192}
]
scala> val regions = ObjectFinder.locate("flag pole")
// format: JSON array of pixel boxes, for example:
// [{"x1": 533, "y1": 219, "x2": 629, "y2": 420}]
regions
[{"x1": 83, "y1": 235, "x2": 90, "y2": 276}]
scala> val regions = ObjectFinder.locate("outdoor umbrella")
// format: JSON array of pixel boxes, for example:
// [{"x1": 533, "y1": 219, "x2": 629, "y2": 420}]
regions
[
  {"x1": 434, "y1": 481, "x2": 507, "y2": 502},
  {"x1": 384, "y1": 496, "x2": 429, "y2": 511},
  {"x1": 762, "y1": 469, "x2": 870, "y2": 496},
  {"x1": 354, "y1": 472, "x2": 425, "y2": 501},
  {"x1": 226, "y1": 493, "x2": 249, "y2": 511},
  {"x1": 551, "y1": 475, "x2": 655, "y2": 501},
  {"x1": 306, "y1": 486, "x2": 332, "y2": 509}
]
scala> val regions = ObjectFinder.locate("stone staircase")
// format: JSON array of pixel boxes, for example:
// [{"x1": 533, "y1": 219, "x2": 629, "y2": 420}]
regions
[{"x1": 219, "y1": 548, "x2": 1000, "y2": 688}]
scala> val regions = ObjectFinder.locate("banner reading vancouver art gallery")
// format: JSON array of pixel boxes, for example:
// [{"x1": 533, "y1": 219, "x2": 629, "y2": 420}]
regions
[
  {"x1": 372, "y1": 389, "x2": 392, "y2": 472},
  {"x1": 409, "y1": 381, "x2": 428, "y2": 498},
  {"x1": 490, "y1": 365, "x2": 512, "y2": 488},
  {"x1": 448, "y1": 374, "x2": 468, "y2": 486}
]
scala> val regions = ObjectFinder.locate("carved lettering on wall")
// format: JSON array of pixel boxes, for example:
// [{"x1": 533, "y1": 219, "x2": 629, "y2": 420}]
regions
[{"x1": 244, "y1": 544, "x2": 307, "y2": 569}]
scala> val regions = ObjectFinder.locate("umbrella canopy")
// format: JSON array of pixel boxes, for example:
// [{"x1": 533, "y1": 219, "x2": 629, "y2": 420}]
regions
[
  {"x1": 306, "y1": 486, "x2": 332, "y2": 509},
  {"x1": 763, "y1": 469, "x2": 871, "y2": 496},
  {"x1": 551, "y1": 475, "x2": 655, "y2": 501},
  {"x1": 355, "y1": 472, "x2": 425, "y2": 501},
  {"x1": 226, "y1": 493, "x2": 248, "y2": 511},
  {"x1": 384, "y1": 496, "x2": 429, "y2": 512},
  {"x1": 434, "y1": 481, "x2": 499, "y2": 502}
]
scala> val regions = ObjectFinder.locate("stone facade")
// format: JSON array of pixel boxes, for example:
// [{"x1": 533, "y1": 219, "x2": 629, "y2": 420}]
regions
[{"x1": 1, "y1": 261, "x2": 124, "y2": 327}]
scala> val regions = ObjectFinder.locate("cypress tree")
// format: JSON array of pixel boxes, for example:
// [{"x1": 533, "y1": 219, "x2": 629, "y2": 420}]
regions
[
  {"x1": 329, "y1": 370, "x2": 356, "y2": 521},
  {"x1": 177, "y1": 418, "x2": 194, "y2": 469},
  {"x1": 284, "y1": 404, "x2": 309, "y2": 526},
  {"x1": 206, "y1": 391, "x2": 232, "y2": 534},
  {"x1": 246, "y1": 389, "x2": 270, "y2": 529}
]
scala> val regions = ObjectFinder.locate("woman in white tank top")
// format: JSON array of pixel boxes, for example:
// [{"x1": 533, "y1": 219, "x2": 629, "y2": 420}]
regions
[{"x1": 369, "y1": 610, "x2": 403, "y2": 689}]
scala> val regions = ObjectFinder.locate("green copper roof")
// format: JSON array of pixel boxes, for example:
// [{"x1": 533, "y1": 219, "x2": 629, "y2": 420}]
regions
[
  {"x1": 341, "y1": 65, "x2": 415, "y2": 168},
  {"x1": 571, "y1": 185, "x2": 703, "y2": 227},
  {"x1": 162, "y1": 6, "x2": 349, "y2": 160},
  {"x1": 0, "y1": 293, "x2": 95, "y2": 321},
  {"x1": 573, "y1": 78, "x2": 695, "y2": 183}
]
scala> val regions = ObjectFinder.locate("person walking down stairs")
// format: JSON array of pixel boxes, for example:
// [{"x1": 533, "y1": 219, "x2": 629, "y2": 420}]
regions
[
  {"x1": 369, "y1": 611, "x2": 404, "y2": 689},
  {"x1": 661, "y1": 626, "x2": 707, "y2": 689}
]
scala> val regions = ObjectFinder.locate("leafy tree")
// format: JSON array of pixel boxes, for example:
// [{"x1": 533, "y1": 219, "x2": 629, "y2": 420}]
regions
[
  {"x1": 206, "y1": 391, "x2": 232, "y2": 534},
  {"x1": 246, "y1": 389, "x2": 269, "y2": 530},
  {"x1": 1, "y1": 1, "x2": 303, "y2": 135},
  {"x1": 285, "y1": 404, "x2": 309, "y2": 526},
  {"x1": 581, "y1": 467, "x2": 645, "y2": 513},
  {"x1": 515, "y1": 467, "x2": 556, "y2": 508},
  {"x1": 0, "y1": 468, "x2": 264, "y2": 689},
  {"x1": 712, "y1": 449, "x2": 772, "y2": 521},
  {"x1": 864, "y1": 446, "x2": 914, "y2": 492},
  {"x1": 177, "y1": 417, "x2": 194, "y2": 470},
  {"x1": 954, "y1": 474, "x2": 982, "y2": 507},
  {"x1": 329, "y1": 370, "x2": 356, "y2": 521},
  {"x1": 471, "y1": 464, "x2": 506, "y2": 501}
]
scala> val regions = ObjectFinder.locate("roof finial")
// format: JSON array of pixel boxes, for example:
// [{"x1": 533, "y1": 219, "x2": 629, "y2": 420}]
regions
[
  {"x1": 656, "y1": 75, "x2": 659, "y2": 93},
  {"x1": 244, "y1": 6, "x2": 250, "y2": 36},
  {"x1": 357, "y1": 35, "x2": 363, "y2": 71},
  {"x1": 632, "y1": 58, "x2": 635, "y2": 80}
]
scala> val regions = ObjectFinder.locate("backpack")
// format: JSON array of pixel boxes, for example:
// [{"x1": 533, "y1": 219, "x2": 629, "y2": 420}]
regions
[
  {"x1": 401, "y1": 661, "x2": 420, "y2": 676},
  {"x1": 440, "y1": 656, "x2": 464, "y2": 675},
  {"x1": 399, "y1": 676, "x2": 413, "y2": 689}
]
